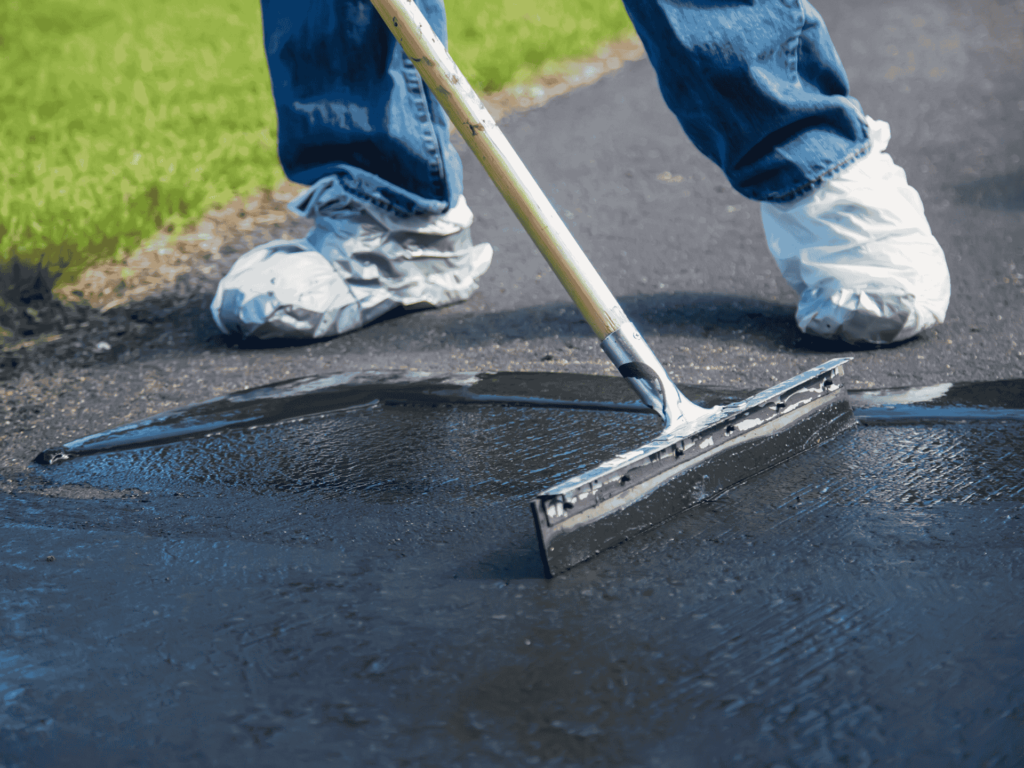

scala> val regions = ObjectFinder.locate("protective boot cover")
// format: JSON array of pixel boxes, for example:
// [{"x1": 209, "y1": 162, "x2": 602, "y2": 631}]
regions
[
  {"x1": 761, "y1": 117, "x2": 950, "y2": 345},
  {"x1": 210, "y1": 176, "x2": 492, "y2": 340}
]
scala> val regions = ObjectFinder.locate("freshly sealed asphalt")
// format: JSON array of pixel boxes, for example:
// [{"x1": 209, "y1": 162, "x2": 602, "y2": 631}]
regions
[
  {"x1": 2, "y1": 0, "x2": 1023, "y2": 765},
  {"x1": 5, "y1": 372, "x2": 1024, "y2": 766}
]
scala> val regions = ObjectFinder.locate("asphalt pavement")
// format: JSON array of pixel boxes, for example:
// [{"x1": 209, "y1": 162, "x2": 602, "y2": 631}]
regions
[{"x1": 1, "y1": 0, "x2": 1022, "y2": 764}]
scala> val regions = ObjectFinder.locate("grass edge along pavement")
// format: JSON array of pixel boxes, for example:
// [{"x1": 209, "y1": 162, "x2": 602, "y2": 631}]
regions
[
  {"x1": 0, "y1": 0, "x2": 638, "y2": 309},
  {"x1": 6, "y1": 39, "x2": 649, "y2": 336}
]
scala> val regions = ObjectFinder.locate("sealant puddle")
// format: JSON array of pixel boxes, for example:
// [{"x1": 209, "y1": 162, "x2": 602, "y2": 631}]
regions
[
  {"x1": 29, "y1": 371, "x2": 1024, "y2": 518},
  {"x1": 35, "y1": 371, "x2": 662, "y2": 463},
  {"x1": 36, "y1": 372, "x2": 1024, "y2": 465},
  {"x1": 36, "y1": 398, "x2": 663, "y2": 522},
  {"x1": 849, "y1": 378, "x2": 1024, "y2": 422},
  {"x1": 26, "y1": 370, "x2": 1024, "y2": 568}
]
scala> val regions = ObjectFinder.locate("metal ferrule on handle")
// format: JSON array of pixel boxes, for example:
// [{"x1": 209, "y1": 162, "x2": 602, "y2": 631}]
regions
[
  {"x1": 601, "y1": 323, "x2": 713, "y2": 427},
  {"x1": 371, "y1": 0, "x2": 708, "y2": 427}
]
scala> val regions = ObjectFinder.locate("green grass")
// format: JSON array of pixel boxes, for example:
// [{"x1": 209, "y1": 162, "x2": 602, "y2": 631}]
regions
[{"x1": 0, "y1": 0, "x2": 635, "y2": 302}]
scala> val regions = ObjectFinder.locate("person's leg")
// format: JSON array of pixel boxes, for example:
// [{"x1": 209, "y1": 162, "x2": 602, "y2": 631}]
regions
[
  {"x1": 211, "y1": 0, "x2": 491, "y2": 340},
  {"x1": 622, "y1": 0, "x2": 867, "y2": 202},
  {"x1": 760, "y1": 115, "x2": 949, "y2": 344},
  {"x1": 622, "y1": 0, "x2": 949, "y2": 344},
  {"x1": 262, "y1": 0, "x2": 462, "y2": 216}
]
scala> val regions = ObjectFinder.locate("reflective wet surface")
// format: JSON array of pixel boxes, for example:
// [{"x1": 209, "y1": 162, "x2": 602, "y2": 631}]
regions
[{"x1": 4, "y1": 373, "x2": 1023, "y2": 766}]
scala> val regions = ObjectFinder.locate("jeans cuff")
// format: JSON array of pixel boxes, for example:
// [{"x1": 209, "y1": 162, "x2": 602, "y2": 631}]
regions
[
  {"x1": 761, "y1": 128, "x2": 872, "y2": 203},
  {"x1": 289, "y1": 163, "x2": 454, "y2": 218}
]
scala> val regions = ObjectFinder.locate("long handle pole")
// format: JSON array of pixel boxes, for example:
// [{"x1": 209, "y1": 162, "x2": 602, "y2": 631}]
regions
[
  {"x1": 370, "y1": 0, "x2": 627, "y2": 340},
  {"x1": 371, "y1": 0, "x2": 711, "y2": 427}
]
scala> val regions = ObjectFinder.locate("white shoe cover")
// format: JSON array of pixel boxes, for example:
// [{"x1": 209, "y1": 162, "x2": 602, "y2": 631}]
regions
[
  {"x1": 210, "y1": 176, "x2": 492, "y2": 340},
  {"x1": 761, "y1": 117, "x2": 950, "y2": 345}
]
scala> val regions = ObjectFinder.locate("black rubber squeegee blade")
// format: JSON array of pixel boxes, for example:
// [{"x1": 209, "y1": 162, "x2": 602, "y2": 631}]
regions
[{"x1": 531, "y1": 358, "x2": 856, "y2": 576}]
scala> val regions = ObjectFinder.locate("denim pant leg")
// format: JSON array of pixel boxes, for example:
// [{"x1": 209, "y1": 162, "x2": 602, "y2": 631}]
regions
[
  {"x1": 621, "y1": 0, "x2": 870, "y2": 202},
  {"x1": 261, "y1": 0, "x2": 463, "y2": 216}
]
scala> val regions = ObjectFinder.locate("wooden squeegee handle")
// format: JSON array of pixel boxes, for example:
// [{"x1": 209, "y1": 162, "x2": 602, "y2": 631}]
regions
[{"x1": 371, "y1": 0, "x2": 629, "y2": 340}]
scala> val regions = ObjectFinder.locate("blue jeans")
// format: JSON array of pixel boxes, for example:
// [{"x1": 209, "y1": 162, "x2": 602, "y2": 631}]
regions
[{"x1": 260, "y1": 0, "x2": 869, "y2": 214}]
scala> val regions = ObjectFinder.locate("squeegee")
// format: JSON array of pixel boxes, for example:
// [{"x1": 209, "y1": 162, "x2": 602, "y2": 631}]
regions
[{"x1": 372, "y1": 0, "x2": 857, "y2": 576}]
